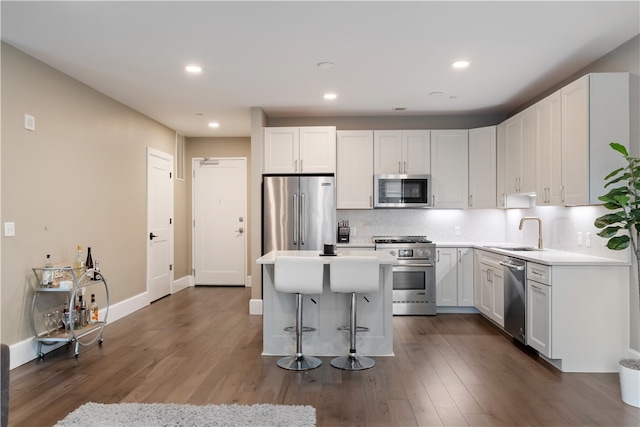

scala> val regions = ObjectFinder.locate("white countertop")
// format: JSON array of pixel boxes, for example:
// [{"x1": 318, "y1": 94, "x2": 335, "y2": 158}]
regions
[
  {"x1": 471, "y1": 245, "x2": 629, "y2": 266},
  {"x1": 257, "y1": 250, "x2": 396, "y2": 265}
]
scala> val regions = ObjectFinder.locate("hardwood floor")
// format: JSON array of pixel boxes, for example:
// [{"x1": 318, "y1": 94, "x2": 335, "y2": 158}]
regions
[{"x1": 8, "y1": 286, "x2": 640, "y2": 426}]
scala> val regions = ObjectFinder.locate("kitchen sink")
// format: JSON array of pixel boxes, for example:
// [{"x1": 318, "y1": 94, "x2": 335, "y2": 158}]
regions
[{"x1": 485, "y1": 245, "x2": 541, "y2": 252}]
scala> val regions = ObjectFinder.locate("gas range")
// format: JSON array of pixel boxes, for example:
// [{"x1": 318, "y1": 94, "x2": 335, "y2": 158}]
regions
[
  {"x1": 373, "y1": 236, "x2": 435, "y2": 261},
  {"x1": 374, "y1": 236, "x2": 437, "y2": 315}
]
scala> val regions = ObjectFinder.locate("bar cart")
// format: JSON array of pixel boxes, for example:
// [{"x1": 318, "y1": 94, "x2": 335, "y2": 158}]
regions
[{"x1": 31, "y1": 267, "x2": 109, "y2": 359}]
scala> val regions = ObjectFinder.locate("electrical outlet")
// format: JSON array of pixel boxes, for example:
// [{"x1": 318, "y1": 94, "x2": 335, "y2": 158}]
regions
[
  {"x1": 4, "y1": 222, "x2": 15, "y2": 237},
  {"x1": 454, "y1": 226, "x2": 461, "y2": 236},
  {"x1": 350, "y1": 227, "x2": 356, "y2": 237},
  {"x1": 585, "y1": 232, "x2": 592, "y2": 247},
  {"x1": 577, "y1": 231, "x2": 583, "y2": 246}
]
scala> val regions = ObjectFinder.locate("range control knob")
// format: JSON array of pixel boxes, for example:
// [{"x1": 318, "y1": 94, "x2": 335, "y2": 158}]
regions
[
  {"x1": 425, "y1": 249, "x2": 432, "y2": 258},
  {"x1": 390, "y1": 250, "x2": 396, "y2": 257},
  {"x1": 416, "y1": 249, "x2": 424, "y2": 257}
]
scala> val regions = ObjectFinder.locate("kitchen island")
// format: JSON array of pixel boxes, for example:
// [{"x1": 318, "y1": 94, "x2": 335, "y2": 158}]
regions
[{"x1": 257, "y1": 250, "x2": 396, "y2": 357}]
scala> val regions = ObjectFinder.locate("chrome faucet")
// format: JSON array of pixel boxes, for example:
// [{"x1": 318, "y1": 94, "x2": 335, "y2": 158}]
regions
[{"x1": 519, "y1": 216, "x2": 543, "y2": 249}]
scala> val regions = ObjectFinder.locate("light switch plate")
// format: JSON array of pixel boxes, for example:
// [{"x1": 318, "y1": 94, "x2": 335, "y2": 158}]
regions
[
  {"x1": 4, "y1": 222, "x2": 16, "y2": 237},
  {"x1": 24, "y1": 114, "x2": 35, "y2": 131}
]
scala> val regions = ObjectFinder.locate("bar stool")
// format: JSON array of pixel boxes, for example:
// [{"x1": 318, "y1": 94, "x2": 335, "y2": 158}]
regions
[
  {"x1": 274, "y1": 256, "x2": 324, "y2": 371},
  {"x1": 330, "y1": 256, "x2": 379, "y2": 370}
]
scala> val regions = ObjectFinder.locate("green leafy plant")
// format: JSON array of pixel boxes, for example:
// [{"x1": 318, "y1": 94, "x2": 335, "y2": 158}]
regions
[{"x1": 594, "y1": 142, "x2": 640, "y2": 371}]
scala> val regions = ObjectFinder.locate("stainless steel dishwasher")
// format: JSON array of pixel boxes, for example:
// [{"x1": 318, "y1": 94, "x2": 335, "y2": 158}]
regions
[{"x1": 501, "y1": 257, "x2": 526, "y2": 344}]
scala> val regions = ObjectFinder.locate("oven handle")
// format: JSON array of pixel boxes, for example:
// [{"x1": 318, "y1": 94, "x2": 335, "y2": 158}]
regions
[{"x1": 394, "y1": 263, "x2": 435, "y2": 268}]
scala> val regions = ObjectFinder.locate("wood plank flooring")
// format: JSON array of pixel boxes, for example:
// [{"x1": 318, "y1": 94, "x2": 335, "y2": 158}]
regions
[{"x1": 8, "y1": 286, "x2": 640, "y2": 426}]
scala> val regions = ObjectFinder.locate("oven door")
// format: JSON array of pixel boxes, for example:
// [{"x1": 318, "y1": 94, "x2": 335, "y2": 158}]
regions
[{"x1": 392, "y1": 261, "x2": 436, "y2": 315}]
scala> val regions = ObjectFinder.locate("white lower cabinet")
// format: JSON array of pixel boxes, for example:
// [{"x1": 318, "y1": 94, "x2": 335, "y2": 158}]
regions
[
  {"x1": 527, "y1": 263, "x2": 551, "y2": 357},
  {"x1": 436, "y1": 247, "x2": 473, "y2": 308},
  {"x1": 474, "y1": 250, "x2": 504, "y2": 327}
]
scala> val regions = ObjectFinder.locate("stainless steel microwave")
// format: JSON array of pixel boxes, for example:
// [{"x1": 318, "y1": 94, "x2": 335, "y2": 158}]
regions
[{"x1": 374, "y1": 174, "x2": 432, "y2": 208}]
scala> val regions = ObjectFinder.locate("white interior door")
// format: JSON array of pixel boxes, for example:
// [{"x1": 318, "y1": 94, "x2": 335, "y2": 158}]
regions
[
  {"x1": 193, "y1": 157, "x2": 246, "y2": 286},
  {"x1": 147, "y1": 147, "x2": 174, "y2": 302}
]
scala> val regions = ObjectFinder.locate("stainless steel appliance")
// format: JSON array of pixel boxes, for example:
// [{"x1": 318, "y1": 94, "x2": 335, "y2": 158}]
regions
[
  {"x1": 263, "y1": 175, "x2": 336, "y2": 253},
  {"x1": 501, "y1": 257, "x2": 526, "y2": 344},
  {"x1": 374, "y1": 174, "x2": 432, "y2": 208},
  {"x1": 374, "y1": 236, "x2": 436, "y2": 315}
]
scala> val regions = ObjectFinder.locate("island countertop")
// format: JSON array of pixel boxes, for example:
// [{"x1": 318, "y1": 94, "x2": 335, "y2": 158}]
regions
[{"x1": 257, "y1": 249, "x2": 396, "y2": 264}]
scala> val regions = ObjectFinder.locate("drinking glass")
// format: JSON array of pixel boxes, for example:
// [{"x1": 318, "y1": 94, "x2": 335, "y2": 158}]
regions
[{"x1": 43, "y1": 313, "x2": 53, "y2": 336}]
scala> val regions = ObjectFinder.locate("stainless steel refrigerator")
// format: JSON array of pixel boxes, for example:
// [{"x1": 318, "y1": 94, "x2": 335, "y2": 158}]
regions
[{"x1": 263, "y1": 175, "x2": 336, "y2": 253}]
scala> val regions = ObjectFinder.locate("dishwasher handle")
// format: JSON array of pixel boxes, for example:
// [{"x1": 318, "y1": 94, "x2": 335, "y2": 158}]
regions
[{"x1": 499, "y1": 260, "x2": 525, "y2": 271}]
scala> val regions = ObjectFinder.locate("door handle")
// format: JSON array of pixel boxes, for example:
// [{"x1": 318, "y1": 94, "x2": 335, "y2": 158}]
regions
[
  {"x1": 300, "y1": 193, "x2": 306, "y2": 245},
  {"x1": 293, "y1": 193, "x2": 298, "y2": 245},
  {"x1": 149, "y1": 232, "x2": 158, "y2": 240}
]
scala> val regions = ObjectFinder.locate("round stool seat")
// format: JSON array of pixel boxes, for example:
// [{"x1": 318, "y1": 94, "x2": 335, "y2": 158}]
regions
[
  {"x1": 275, "y1": 256, "x2": 324, "y2": 294},
  {"x1": 330, "y1": 256, "x2": 379, "y2": 294}
]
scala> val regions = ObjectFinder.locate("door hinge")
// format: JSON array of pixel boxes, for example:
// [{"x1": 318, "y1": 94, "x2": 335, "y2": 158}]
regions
[
  {"x1": 169, "y1": 264, "x2": 173, "y2": 271},
  {"x1": 193, "y1": 170, "x2": 196, "y2": 178},
  {"x1": 169, "y1": 172, "x2": 172, "y2": 179},
  {"x1": 169, "y1": 218, "x2": 172, "y2": 225},
  {"x1": 193, "y1": 219, "x2": 195, "y2": 227}
]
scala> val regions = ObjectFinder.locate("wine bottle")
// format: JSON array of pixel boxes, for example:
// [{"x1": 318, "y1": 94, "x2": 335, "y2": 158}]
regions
[
  {"x1": 74, "y1": 245, "x2": 84, "y2": 277},
  {"x1": 90, "y1": 294, "x2": 98, "y2": 324},
  {"x1": 85, "y1": 247, "x2": 93, "y2": 271},
  {"x1": 42, "y1": 254, "x2": 53, "y2": 287}
]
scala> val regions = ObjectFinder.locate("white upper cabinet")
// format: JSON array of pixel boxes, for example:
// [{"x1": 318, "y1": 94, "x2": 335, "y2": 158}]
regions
[
  {"x1": 373, "y1": 130, "x2": 430, "y2": 174},
  {"x1": 468, "y1": 126, "x2": 496, "y2": 208},
  {"x1": 504, "y1": 105, "x2": 536, "y2": 195},
  {"x1": 263, "y1": 126, "x2": 336, "y2": 174},
  {"x1": 336, "y1": 130, "x2": 374, "y2": 209},
  {"x1": 536, "y1": 90, "x2": 563, "y2": 206},
  {"x1": 561, "y1": 73, "x2": 631, "y2": 205},
  {"x1": 431, "y1": 130, "x2": 469, "y2": 209}
]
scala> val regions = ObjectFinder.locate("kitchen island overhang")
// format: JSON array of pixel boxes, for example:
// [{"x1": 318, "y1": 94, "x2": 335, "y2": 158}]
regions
[{"x1": 257, "y1": 250, "x2": 396, "y2": 357}]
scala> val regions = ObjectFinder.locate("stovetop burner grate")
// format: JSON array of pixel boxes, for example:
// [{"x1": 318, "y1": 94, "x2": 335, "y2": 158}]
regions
[{"x1": 373, "y1": 236, "x2": 432, "y2": 244}]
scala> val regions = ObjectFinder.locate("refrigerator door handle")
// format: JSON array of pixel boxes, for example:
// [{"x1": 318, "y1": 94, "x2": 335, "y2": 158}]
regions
[
  {"x1": 293, "y1": 193, "x2": 298, "y2": 245},
  {"x1": 300, "y1": 192, "x2": 306, "y2": 245}
]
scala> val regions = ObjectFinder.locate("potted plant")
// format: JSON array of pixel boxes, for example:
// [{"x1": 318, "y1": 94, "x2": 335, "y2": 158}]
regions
[{"x1": 594, "y1": 142, "x2": 640, "y2": 408}]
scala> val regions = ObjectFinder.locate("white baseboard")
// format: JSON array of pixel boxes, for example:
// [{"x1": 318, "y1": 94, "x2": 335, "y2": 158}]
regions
[
  {"x1": 9, "y1": 291, "x2": 150, "y2": 370},
  {"x1": 173, "y1": 275, "x2": 193, "y2": 293},
  {"x1": 249, "y1": 299, "x2": 263, "y2": 315}
]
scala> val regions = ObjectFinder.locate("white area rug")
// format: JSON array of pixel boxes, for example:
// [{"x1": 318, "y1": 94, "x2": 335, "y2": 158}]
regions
[{"x1": 54, "y1": 402, "x2": 316, "y2": 427}]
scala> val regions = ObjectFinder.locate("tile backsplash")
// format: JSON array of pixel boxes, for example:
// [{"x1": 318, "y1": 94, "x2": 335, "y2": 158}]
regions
[{"x1": 339, "y1": 205, "x2": 629, "y2": 261}]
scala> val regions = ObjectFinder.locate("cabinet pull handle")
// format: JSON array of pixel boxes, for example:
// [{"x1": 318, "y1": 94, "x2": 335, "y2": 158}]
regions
[
  {"x1": 437, "y1": 250, "x2": 440, "y2": 262},
  {"x1": 469, "y1": 194, "x2": 473, "y2": 207},
  {"x1": 370, "y1": 195, "x2": 372, "y2": 208},
  {"x1": 300, "y1": 159, "x2": 303, "y2": 172},
  {"x1": 432, "y1": 195, "x2": 436, "y2": 206},
  {"x1": 458, "y1": 250, "x2": 462, "y2": 263},
  {"x1": 561, "y1": 185, "x2": 565, "y2": 204},
  {"x1": 294, "y1": 159, "x2": 298, "y2": 173},
  {"x1": 404, "y1": 161, "x2": 407, "y2": 174},
  {"x1": 398, "y1": 161, "x2": 402, "y2": 173},
  {"x1": 531, "y1": 284, "x2": 542, "y2": 291}
]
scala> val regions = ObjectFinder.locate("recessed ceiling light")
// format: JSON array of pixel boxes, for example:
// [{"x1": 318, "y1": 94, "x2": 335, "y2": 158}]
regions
[
  {"x1": 208, "y1": 122, "x2": 219, "y2": 128},
  {"x1": 452, "y1": 60, "x2": 469, "y2": 69},
  {"x1": 185, "y1": 65, "x2": 202, "y2": 73},
  {"x1": 324, "y1": 93, "x2": 337, "y2": 100},
  {"x1": 428, "y1": 91, "x2": 444, "y2": 97},
  {"x1": 392, "y1": 107, "x2": 407, "y2": 111},
  {"x1": 317, "y1": 62, "x2": 335, "y2": 70}
]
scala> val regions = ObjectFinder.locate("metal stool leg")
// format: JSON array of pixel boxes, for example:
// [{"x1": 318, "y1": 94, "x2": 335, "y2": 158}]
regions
[
  {"x1": 277, "y1": 293, "x2": 322, "y2": 371},
  {"x1": 331, "y1": 292, "x2": 375, "y2": 370}
]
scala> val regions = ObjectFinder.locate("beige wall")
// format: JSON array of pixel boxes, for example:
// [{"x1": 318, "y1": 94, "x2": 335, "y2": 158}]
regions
[
  {"x1": 1, "y1": 43, "x2": 186, "y2": 345},
  {"x1": 184, "y1": 137, "x2": 252, "y2": 278}
]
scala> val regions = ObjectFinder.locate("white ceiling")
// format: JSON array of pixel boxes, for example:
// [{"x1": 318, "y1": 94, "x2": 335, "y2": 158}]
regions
[{"x1": 2, "y1": 1, "x2": 639, "y2": 137}]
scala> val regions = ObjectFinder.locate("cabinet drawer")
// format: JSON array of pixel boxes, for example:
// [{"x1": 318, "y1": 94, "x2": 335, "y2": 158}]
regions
[{"x1": 527, "y1": 262, "x2": 550, "y2": 285}]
